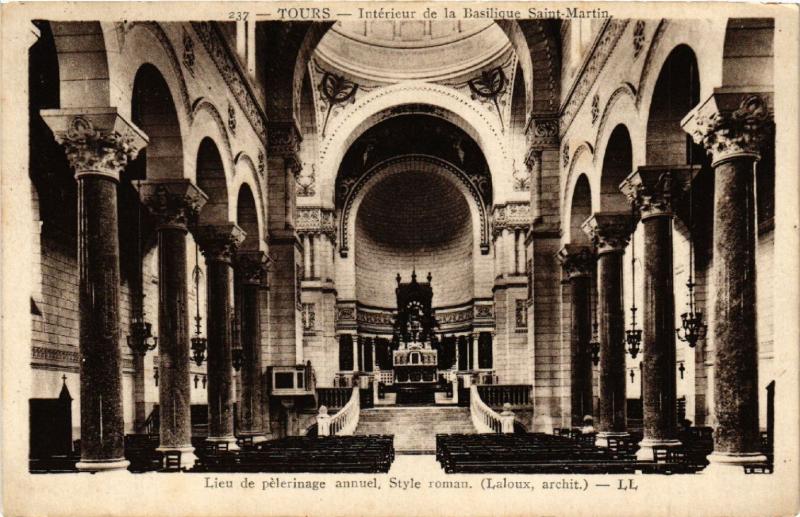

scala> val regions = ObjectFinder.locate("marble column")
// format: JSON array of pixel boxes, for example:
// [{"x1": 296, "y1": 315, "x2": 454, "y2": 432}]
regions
[
  {"x1": 194, "y1": 223, "x2": 246, "y2": 450},
  {"x1": 138, "y1": 179, "x2": 207, "y2": 468},
  {"x1": 621, "y1": 165, "x2": 695, "y2": 459},
  {"x1": 583, "y1": 213, "x2": 632, "y2": 446},
  {"x1": 235, "y1": 251, "x2": 269, "y2": 443},
  {"x1": 558, "y1": 245, "x2": 595, "y2": 427},
  {"x1": 42, "y1": 109, "x2": 147, "y2": 472},
  {"x1": 683, "y1": 90, "x2": 773, "y2": 469}
]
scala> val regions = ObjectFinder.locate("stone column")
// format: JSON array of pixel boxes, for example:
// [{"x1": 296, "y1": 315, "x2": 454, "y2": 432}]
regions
[
  {"x1": 137, "y1": 180, "x2": 207, "y2": 468},
  {"x1": 583, "y1": 212, "x2": 632, "y2": 446},
  {"x1": 621, "y1": 165, "x2": 695, "y2": 459},
  {"x1": 41, "y1": 109, "x2": 147, "y2": 472},
  {"x1": 235, "y1": 251, "x2": 269, "y2": 444},
  {"x1": 472, "y1": 333, "x2": 480, "y2": 371},
  {"x1": 194, "y1": 223, "x2": 246, "y2": 450},
  {"x1": 683, "y1": 90, "x2": 773, "y2": 470},
  {"x1": 558, "y1": 245, "x2": 595, "y2": 427}
]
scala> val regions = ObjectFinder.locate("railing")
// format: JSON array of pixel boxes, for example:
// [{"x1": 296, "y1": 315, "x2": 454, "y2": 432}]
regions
[
  {"x1": 469, "y1": 385, "x2": 515, "y2": 434},
  {"x1": 316, "y1": 387, "x2": 352, "y2": 409},
  {"x1": 477, "y1": 384, "x2": 532, "y2": 407},
  {"x1": 317, "y1": 386, "x2": 360, "y2": 436},
  {"x1": 142, "y1": 405, "x2": 159, "y2": 437}
]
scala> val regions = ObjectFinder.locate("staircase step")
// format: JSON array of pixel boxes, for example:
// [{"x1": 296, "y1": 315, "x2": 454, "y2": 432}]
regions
[{"x1": 355, "y1": 406, "x2": 476, "y2": 453}]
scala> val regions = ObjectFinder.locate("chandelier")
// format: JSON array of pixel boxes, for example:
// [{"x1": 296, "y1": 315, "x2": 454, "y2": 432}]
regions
[
  {"x1": 625, "y1": 208, "x2": 642, "y2": 359},
  {"x1": 231, "y1": 314, "x2": 244, "y2": 372},
  {"x1": 589, "y1": 320, "x2": 600, "y2": 366},
  {"x1": 676, "y1": 101, "x2": 707, "y2": 348},
  {"x1": 190, "y1": 242, "x2": 207, "y2": 367},
  {"x1": 127, "y1": 182, "x2": 157, "y2": 355}
]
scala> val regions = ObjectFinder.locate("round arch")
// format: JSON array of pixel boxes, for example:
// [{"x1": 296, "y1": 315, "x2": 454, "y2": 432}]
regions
[
  {"x1": 317, "y1": 83, "x2": 510, "y2": 207},
  {"x1": 598, "y1": 125, "x2": 634, "y2": 213},
  {"x1": 195, "y1": 138, "x2": 230, "y2": 226},
  {"x1": 644, "y1": 44, "x2": 701, "y2": 166},
  {"x1": 235, "y1": 184, "x2": 260, "y2": 251},
  {"x1": 131, "y1": 63, "x2": 184, "y2": 180},
  {"x1": 569, "y1": 174, "x2": 593, "y2": 245},
  {"x1": 340, "y1": 155, "x2": 489, "y2": 258}
]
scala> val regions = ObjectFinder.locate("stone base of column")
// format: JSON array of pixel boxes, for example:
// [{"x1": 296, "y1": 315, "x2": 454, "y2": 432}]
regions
[
  {"x1": 76, "y1": 458, "x2": 130, "y2": 473},
  {"x1": 205, "y1": 436, "x2": 240, "y2": 451},
  {"x1": 156, "y1": 445, "x2": 198, "y2": 470},
  {"x1": 595, "y1": 431, "x2": 629, "y2": 448},
  {"x1": 704, "y1": 452, "x2": 768, "y2": 475},
  {"x1": 635, "y1": 438, "x2": 682, "y2": 461}
]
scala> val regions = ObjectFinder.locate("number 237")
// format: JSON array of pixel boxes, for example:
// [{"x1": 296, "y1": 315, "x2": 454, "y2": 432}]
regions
[{"x1": 228, "y1": 12, "x2": 249, "y2": 21}]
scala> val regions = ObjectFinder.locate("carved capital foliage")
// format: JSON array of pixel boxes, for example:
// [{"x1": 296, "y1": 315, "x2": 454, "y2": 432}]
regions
[
  {"x1": 682, "y1": 90, "x2": 774, "y2": 166},
  {"x1": 268, "y1": 120, "x2": 301, "y2": 161},
  {"x1": 620, "y1": 165, "x2": 697, "y2": 219},
  {"x1": 558, "y1": 245, "x2": 595, "y2": 279},
  {"x1": 236, "y1": 251, "x2": 269, "y2": 286},
  {"x1": 136, "y1": 179, "x2": 208, "y2": 230},
  {"x1": 526, "y1": 113, "x2": 559, "y2": 151},
  {"x1": 193, "y1": 223, "x2": 246, "y2": 263},
  {"x1": 582, "y1": 212, "x2": 632, "y2": 254},
  {"x1": 40, "y1": 108, "x2": 148, "y2": 180},
  {"x1": 492, "y1": 202, "x2": 531, "y2": 238}
]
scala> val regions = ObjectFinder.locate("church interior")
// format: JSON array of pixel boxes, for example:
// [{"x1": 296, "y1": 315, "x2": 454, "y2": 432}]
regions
[{"x1": 24, "y1": 17, "x2": 782, "y2": 476}]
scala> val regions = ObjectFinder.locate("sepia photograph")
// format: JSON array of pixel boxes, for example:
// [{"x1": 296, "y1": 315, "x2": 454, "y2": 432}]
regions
[{"x1": 1, "y1": 2, "x2": 799, "y2": 516}]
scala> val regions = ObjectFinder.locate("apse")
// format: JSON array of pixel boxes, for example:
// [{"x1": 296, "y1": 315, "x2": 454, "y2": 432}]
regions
[{"x1": 355, "y1": 170, "x2": 474, "y2": 308}]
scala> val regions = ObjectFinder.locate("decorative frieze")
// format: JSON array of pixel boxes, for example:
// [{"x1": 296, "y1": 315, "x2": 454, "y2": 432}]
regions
[
  {"x1": 182, "y1": 27, "x2": 196, "y2": 76},
  {"x1": 492, "y1": 202, "x2": 531, "y2": 238},
  {"x1": 191, "y1": 22, "x2": 267, "y2": 145},
  {"x1": 681, "y1": 90, "x2": 774, "y2": 166},
  {"x1": 474, "y1": 302, "x2": 494, "y2": 320},
  {"x1": 296, "y1": 207, "x2": 336, "y2": 241},
  {"x1": 560, "y1": 19, "x2": 629, "y2": 137},
  {"x1": 136, "y1": 179, "x2": 208, "y2": 230},
  {"x1": 591, "y1": 94, "x2": 600, "y2": 125},
  {"x1": 632, "y1": 20, "x2": 646, "y2": 59},
  {"x1": 40, "y1": 109, "x2": 148, "y2": 180}
]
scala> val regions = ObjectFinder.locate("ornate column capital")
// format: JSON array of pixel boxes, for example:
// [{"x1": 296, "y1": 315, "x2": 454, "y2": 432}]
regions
[
  {"x1": 268, "y1": 120, "x2": 302, "y2": 175},
  {"x1": 135, "y1": 179, "x2": 208, "y2": 230},
  {"x1": 236, "y1": 251, "x2": 270, "y2": 286},
  {"x1": 582, "y1": 212, "x2": 633, "y2": 255},
  {"x1": 558, "y1": 244, "x2": 595, "y2": 279},
  {"x1": 619, "y1": 165, "x2": 698, "y2": 220},
  {"x1": 682, "y1": 89, "x2": 774, "y2": 167},
  {"x1": 295, "y1": 207, "x2": 337, "y2": 242},
  {"x1": 525, "y1": 113, "x2": 560, "y2": 151},
  {"x1": 40, "y1": 108, "x2": 148, "y2": 181},
  {"x1": 193, "y1": 223, "x2": 246, "y2": 263}
]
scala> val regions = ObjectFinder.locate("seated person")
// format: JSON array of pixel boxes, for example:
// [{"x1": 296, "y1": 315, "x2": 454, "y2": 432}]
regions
[{"x1": 580, "y1": 415, "x2": 595, "y2": 435}]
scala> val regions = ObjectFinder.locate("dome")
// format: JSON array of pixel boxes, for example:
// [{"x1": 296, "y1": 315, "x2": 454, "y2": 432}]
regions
[{"x1": 314, "y1": 20, "x2": 512, "y2": 83}]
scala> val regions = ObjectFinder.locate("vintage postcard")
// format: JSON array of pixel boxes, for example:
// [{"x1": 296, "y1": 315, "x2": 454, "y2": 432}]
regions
[{"x1": 1, "y1": 1, "x2": 799, "y2": 516}]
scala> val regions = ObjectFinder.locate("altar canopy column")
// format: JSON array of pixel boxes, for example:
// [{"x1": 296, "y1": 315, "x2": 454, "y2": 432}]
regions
[
  {"x1": 683, "y1": 91, "x2": 773, "y2": 470},
  {"x1": 235, "y1": 251, "x2": 269, "y2": 443},
  {"x1": 42, "y1": 109, "x2": 147, "y2": 472},
  {"x1": 583, "y1": 212, "x2": 632, "y2": 446},
  {"x1": 137, "y1": 179, "x2": 207, "y2": 469},
  {"x1": 558, "y1": 245, "x2": 595, "y2": 427},
  {"x1": 621, "y1": 165, "x2": 695, "y2": 459},
  {"x1": 194, "y1": 223, "x2": 246, "y2": 450}
]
